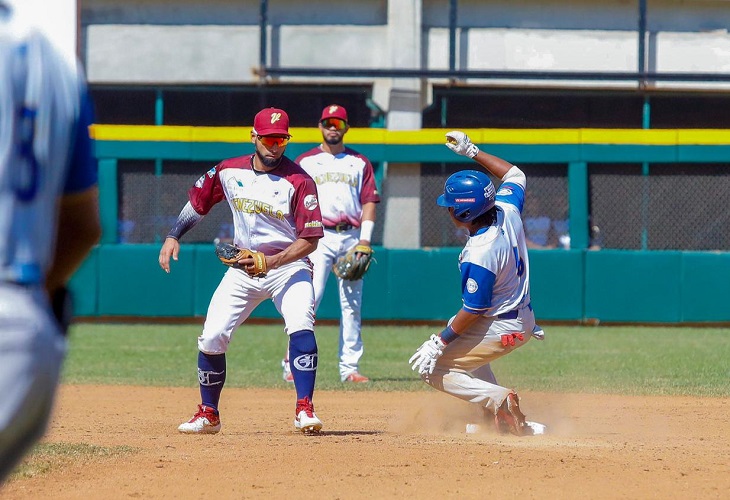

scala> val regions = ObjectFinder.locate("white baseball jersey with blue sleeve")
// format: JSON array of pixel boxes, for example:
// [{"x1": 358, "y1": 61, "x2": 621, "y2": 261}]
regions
[
  {"x1": 458, "y1": 166, "x2": 530, "y2": 317},
  {"x1": 0, "y1": 16, "x2": 96, "y2": 285},
  {"x1": 0, "y1": 4, "x2": 97, "y2": 483}
]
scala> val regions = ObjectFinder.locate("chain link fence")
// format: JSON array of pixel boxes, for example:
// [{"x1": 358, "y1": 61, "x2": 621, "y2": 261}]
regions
[
  {"x1": 118, "y1": 160, "x2": 230, "y2": 244},
  {"x1": 420, "y1": 163, "x2": 569, "y2": 248},
  {"x1": 590, "y1": 163, "x2": 730, "y2": 250},
  {"x1": 117, "y1": 159, "x2": 730, "y2": 251}
]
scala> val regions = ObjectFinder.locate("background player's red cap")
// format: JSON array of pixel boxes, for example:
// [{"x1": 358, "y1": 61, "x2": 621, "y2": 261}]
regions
[
  {"x1": 253, "y1": 107, "x2": 290, "y2": 136},
  {"x1": 320, "y1": 104, "x2": 348, "y2": 123}
]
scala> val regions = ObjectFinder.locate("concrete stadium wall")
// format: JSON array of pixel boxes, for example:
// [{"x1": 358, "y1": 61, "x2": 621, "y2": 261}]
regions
[{"x1": 82, "y1": 0, "x2": 730, "y2": 91}]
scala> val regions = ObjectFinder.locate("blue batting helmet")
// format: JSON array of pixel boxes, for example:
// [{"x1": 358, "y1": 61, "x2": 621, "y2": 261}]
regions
[{"x1": 437, "y1": 170, "x2": 496, "y2": 222}]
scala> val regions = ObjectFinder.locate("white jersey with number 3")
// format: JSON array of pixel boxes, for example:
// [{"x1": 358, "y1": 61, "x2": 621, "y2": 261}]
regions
[
  {"x1": 0, "y1": 8, "x2": 94, "y2": 284},
  {"x1": 0, "y1": 3, "x2": 97, "y2": 483}
]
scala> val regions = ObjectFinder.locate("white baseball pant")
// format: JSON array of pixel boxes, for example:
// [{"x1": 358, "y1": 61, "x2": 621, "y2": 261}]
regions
[
  {"x1": 198, "y1": 262, "x2": 315, "y2": 354},
  {"x1": 0, "y1": 284, "x2": 66, "y2": 481},
  {"x1": 308, "y1": 227, "x2": 364, "y2": 380}
]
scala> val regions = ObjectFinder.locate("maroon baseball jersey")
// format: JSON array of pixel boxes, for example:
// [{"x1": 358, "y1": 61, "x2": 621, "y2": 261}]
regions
[
  {"x1": 296, "y1": 146, "x2": 380, "y2": 228},
  {"x1": 189, "y1": 154, "x2": 324, "y2": 255}
]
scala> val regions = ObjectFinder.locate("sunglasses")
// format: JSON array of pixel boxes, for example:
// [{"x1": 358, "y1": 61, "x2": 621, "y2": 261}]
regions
[
  {"x1": 257, "y1": 135, "x2": 290, "y2": 148},
  {"x1": 320, "y1": 118, "x2": 347, "y2": 131}
]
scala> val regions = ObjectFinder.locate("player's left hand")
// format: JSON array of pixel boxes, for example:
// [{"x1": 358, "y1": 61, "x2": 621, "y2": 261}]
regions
[
  {"x1": 409, "y1": 334, "x2": 447, "y2": 375},
  {"x1": 445, "y1": 131, "x2": 480, "y2": 158},
  {"x1": 355, "y1": 239, "x2": 371, "y2": 258}
]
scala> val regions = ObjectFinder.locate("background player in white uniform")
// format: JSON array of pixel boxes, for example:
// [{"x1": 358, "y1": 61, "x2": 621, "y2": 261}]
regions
[
  {"x1": 0, "y1": 0, "x2": 100, "y2": 480},
  {"x1": 408, "y1": 131, "x2": 540, "y2": 436},
  {"x1": 159, "y1": 107, "x2": 326, "y2": 434},
  {"x1": 281, "y1": 105, "x2": 380, "y2": 383}
]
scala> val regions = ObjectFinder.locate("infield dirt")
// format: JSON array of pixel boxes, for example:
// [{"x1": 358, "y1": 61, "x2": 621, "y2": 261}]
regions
[{"x1": 3, "y1": 385, "x2": 728, "y2": 499}]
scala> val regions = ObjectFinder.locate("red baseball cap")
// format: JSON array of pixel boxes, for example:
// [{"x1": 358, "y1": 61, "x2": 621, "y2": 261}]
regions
[
  {"x1": 253, "y1": 107, "x2": 290, "y2": 136},
  {"x1": 320, "y1": 104, "x2": 348, "y2": 123}
]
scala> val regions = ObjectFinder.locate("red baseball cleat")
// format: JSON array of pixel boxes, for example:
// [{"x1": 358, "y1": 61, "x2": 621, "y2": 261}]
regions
[
  {"x1": 178, "y1": 404, "x2": 221, "y2": 434},
  {"x1": 294, "y1": 397, "x2": 323, "y2": 434},
  {"x1": 494, "y1": 392, "x2": 533, "y2": 436}
]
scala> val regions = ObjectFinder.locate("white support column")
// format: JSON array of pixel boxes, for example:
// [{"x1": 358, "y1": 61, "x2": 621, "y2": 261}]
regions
[
  {"x1": 379, "y1": 0, "x2": 423, "y2": 249},
  {"x1": 382, "y1": 163, "x2": 421, "y2": 248},
  {"x1": 372, "y1": 0, "x2": 424, "y2": 130}
]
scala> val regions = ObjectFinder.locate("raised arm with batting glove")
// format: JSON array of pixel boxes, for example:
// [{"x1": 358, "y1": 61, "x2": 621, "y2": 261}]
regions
[
  {"x1": 445, "y1": 130, "x2": 480, "y2": 158},
  {"x1": 446, "y1": 130, "x2": 547, "y2": 342}
]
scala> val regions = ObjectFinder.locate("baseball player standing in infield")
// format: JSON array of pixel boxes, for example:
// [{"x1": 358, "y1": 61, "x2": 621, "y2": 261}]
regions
[
  {"x1": 281, "y1": 105, "x2": 380, "y2": 383},
  {"x1": 409, "y1": 130, "x2": 541, "y2": 436},
  {"x1": 158, "y1": 107, "x2": 326, "y2": 434},
  {"x1": 0, "y1": 0, "x2": 100, "y2": 480}
]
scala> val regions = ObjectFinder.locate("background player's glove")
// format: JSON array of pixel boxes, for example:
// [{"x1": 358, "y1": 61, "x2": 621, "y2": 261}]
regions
[
  {"x1": 333, "y1": 244, "x2": 374, "y2": 281},
  {"x1": 445, "y1": 130, "x2": 480, "y2": 158},
  {"x1": 409, "y1": 334, "x2": 446, "y2": 375},
  {"x1": 215, "y1": 242, "x2": 268, "y2": 277}
]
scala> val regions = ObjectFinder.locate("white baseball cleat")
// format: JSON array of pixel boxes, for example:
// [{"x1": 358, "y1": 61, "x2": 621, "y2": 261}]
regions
[
  {"x1": 294, "y1": 397, "x2": 323, "y2": 434},
  {"x1": 178, "y1": 404, "x2": 221, "y2": 434}
]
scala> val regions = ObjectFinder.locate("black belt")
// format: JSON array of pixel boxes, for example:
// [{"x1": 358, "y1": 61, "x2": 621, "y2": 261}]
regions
[
  {"x1": 324, "y1": 223, "x2": 355, "y2": 232},
  {"x1": 497, "y1": 302, "x2": 532, "y2": 320}
]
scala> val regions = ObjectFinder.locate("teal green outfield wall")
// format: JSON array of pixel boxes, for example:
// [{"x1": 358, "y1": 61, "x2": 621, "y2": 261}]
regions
[
  {"x1": 79, "y1": 131, "x2": 730, "y2": 324},
  {"x1": 67, "y1": 246, "x2": 730, "y2": 324}
]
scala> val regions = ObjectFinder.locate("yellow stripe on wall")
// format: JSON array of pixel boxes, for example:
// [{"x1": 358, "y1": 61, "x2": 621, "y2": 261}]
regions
[
  {"x1": 89, "y1": 125, "x2": 730, "y2": 146},
  {"x1": 677, "y1": 129, "x2": 730, "y2": 145},
  {"x1": 580, "y1": 129, "x2": 678, "y2": 145}
]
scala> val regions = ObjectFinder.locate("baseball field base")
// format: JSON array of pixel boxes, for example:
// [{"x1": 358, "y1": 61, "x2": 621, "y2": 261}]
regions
[
  {"x1": 465, "y1": 420, "x2": 547, "y2": 435},
  {"x1": 525, "y1": 420, "x2": 546, "y2": 435}
]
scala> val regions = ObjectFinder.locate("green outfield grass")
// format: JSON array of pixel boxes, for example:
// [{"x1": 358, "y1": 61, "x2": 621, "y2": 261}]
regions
[{"x1": 63, "y1": 323, "x2": 730, "y2": 397}]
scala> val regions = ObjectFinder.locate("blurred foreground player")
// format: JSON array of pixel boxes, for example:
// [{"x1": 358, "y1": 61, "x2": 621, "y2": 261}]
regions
[{"x1": 0, "y1": 0, "x2": 100, "y2": 480}]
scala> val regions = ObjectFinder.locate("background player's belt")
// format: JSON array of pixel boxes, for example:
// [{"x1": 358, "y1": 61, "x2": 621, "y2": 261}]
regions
[{"x1": 325, "y1": 223, "x2": 355, "y2": 232}]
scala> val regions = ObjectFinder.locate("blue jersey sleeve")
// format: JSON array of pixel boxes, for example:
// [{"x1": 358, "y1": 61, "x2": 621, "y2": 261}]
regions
[
  {"x1": 63, "y1": 87, "x2": 98, "y2": 194},
  {"x1": 460, "y1": 261, "x2": 496, "y2": 313},
  {"x1": 495, "y1": 182, "x2": 525, "y2": 213}
]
